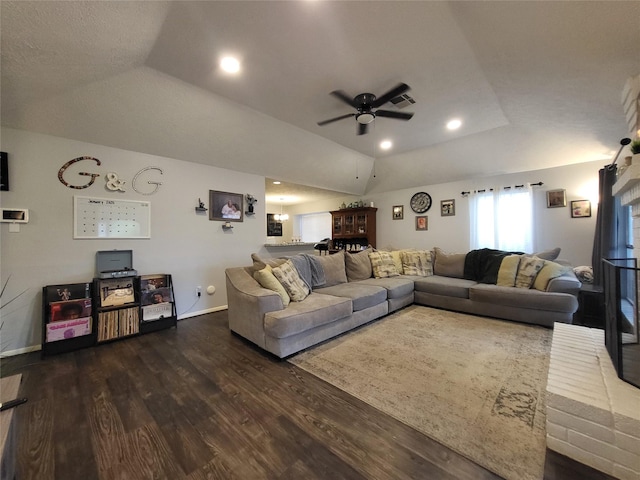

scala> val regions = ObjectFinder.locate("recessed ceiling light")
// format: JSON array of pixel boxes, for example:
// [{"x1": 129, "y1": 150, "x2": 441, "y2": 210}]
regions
[
  {"x1": 380, "y1": 140, "x2": 392, "y2": 150},
  {"x1": 273, "y1": 181, "x2": 281, "y2": 184},
  {"x1": 220, "y1": 56, "x2": 240, "y2": 74},
  {"x1": 447, "y1": 118, "x2": 462, "y2": 130}
]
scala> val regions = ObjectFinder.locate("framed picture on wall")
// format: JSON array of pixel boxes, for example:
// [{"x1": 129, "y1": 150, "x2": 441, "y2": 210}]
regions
[
  {"x1": 415, "y1": 216, "x2": 428, "y2": 231},
  {"x1": 571, "y1": 200, "x2": 591, "y2": 218},
  {"x1": 267, "y1": 213, "x2": 283, "y2": 236},
  {"x1": 392, "y1": 205, "x2": 404, "y2": 220},
  {"x1": 440, "y1": 199, "x2": 455, "y2": 216},
  {"x1": 209, "y1": 190, "x2": 243, "y2": 222},
  {"x1": 546, "y1": 189, "x2": 566, "y2": 208}
]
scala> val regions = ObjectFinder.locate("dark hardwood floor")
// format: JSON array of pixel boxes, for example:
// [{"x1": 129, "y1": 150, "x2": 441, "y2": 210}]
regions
[{"x1": 1, "y1": 311, "x2": 614, "y2": 480}]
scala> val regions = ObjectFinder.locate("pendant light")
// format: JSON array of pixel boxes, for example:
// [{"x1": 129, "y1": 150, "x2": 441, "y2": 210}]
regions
[{"x1": 274, "y1": 198, "x2": 289, "y2": 222}]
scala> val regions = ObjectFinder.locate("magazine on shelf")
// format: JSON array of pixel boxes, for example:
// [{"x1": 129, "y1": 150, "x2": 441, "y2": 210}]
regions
[
  {"x1": 46, "y1": 299, "x2": 92, "y2": 343},
  {"x1": 142, "y1": 302, "x2": 173, "y2": 322},
  {"x1": 46, "y1": 316, "x2": 92, "y2": 342},
  {"x1": 44, "y1": 283, "x2": 93, "y2": 343},
  {"x1": 99, "y1": 278, "x2": 135, "y2": 307},
  {"x1": 45, "y1": 282, "x2": 91, "y2": 304},
  {"x1": 140, "y1": 275, "x2": 173, "y2": 306}
]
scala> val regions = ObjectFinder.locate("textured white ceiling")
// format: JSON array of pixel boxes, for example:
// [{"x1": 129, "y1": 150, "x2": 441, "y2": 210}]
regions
[{"x1": 2, "y1": 1, "x2": 639, "y2": 200}]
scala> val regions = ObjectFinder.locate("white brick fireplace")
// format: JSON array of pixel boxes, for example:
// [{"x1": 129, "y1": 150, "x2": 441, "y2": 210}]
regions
[
  {"x1": 546, "y1": 324, "x2": 640, "y2": 479},
  {"x1": 545, "y1": 165, "x2": 640, "y2": 480}
]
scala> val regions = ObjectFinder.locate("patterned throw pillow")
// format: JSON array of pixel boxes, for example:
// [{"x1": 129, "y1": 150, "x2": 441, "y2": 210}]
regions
[
  {"x1": 400, "y1": 250, "x2": 433, "y2": 276},
  {"x1": 272, "y1": 260, "x2": 310, "y2": 301},
  {"x1": 389, "y1": 249, "x2": 416, "y2": 275},
  {"x1": 254, "y1": 265, "x2": 290, "y2": 306},
  {"x1": 514, "y1": 256, "x2": 546, "y2": 289},
  {"x1": 369, "y1": 251, "x2": 400, "y2": 278}
]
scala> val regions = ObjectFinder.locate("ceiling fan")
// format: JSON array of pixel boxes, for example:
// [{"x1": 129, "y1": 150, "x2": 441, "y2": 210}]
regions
[{"x1": 317, "y1": 83, "x2": 415, "y2": 135}]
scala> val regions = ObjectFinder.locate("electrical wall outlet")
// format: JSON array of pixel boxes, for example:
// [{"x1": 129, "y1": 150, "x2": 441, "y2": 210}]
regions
[{"x1": 196, "y1": 286, "x2": 202, "y2": 297}]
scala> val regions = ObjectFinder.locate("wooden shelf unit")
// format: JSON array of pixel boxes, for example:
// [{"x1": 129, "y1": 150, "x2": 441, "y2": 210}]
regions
[
  {"x1": 42, "y1": 274, "x2": 177, "y2": 355},
  {"x1": 330, "y1": 207, "x2": 377, "y2": 251}
]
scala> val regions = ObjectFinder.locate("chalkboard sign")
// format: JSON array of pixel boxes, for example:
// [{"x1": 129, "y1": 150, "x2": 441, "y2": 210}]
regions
[
  {"x1": 267, "y1": 213, "x2": 282, "y2": 236},
  {"x1": 74, "y1": 196, "x2": 151, "y2": 239}
]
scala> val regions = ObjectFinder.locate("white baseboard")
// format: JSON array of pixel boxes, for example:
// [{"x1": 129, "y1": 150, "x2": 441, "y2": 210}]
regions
[
  {"x1": 1, "y1": 307, "x2": 228, "y2": 357},
  {"x1": 178, "y1": 305, "x2": 228, "y2": 320},
  {"x1": 1, "y1": 344, "x2": 41, "y2": 358}
]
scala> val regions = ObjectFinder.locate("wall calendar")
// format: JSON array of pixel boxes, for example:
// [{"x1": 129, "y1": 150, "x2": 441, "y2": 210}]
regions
[{"x1": 74, "y1": 196, "x2": 151, "y2": 239}]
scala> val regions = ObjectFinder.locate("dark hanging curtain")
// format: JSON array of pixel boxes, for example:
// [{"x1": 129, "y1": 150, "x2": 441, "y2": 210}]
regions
[{"x1": 592, "y1": 166, "x2": 619, "y2": 288}]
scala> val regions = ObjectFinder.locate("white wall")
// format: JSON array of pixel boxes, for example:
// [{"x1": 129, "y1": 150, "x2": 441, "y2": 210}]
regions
[
  {"x1": 290, "y1": 161, "x2": 602, "y2": 268},
  {"x1": 0, "y1": 128, "x2": 267, "y2": 355},
  {"x1": 0, "y1": 127, "x2": 605, "y2": 355}
]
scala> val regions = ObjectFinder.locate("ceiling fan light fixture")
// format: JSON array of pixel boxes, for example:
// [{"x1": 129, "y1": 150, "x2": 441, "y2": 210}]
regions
[{"x1": 357, "y1": 113, "x2": 375, "y2": 124}]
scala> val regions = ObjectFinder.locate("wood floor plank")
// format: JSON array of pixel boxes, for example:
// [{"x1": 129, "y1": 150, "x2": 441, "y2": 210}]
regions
[
  {"x1": 121, "y1": 423, "x2": 187, "y2": 480},
  {"x1": 16, "y1": 397, "x2": 55, "y2": 480},
  {"x1": 2, "y1": 310, "x2": 609, "y2": 480}
]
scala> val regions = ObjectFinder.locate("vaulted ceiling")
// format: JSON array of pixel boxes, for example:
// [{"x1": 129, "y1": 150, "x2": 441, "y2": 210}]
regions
[{"x1": 2, "y1": 1, "x2": 639, "y2": 199}]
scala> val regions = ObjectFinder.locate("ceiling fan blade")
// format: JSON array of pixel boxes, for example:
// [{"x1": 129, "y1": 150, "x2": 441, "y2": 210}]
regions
[
  {"x1": 375, "y1": 110, "x2": 414, "y2": 121},
  {"x1": 330, "y1": 90, "x2": 356, "y2": 107},
  {"x1": 357, "y1": 122, "x2": 368, "y2": 135},
  {"x1": 371, "y1": 83, "x2": 410, "y2": 108},
  {"x1": 317, "y1": 113, "x2": 355, "y2": 126}
]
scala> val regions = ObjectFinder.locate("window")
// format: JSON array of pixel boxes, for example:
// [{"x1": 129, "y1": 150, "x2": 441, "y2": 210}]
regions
[
  {"x1": 469, "y1": 186, "x2": 533, "y2": 252},
  {"x1": 298, "y1": 212, "x2": 331, "y2": 243}
]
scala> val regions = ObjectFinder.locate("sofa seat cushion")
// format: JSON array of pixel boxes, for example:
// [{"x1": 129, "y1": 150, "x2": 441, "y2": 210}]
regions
[
  {"x1": 356, "y1": 277, "x2": 415, "y2": 299},
  {"x1": 469, "y1": 283, "x2": 577, "y2": 313},
  {"x1": 413, "y1": 275, "x2": 477, "y2": 299},
  {"x1": 314, "y1": 283, "x2": 387, "y2": 311},
  {"x1": 264, "y1": 293, "x2": 352, "y2": 339}
]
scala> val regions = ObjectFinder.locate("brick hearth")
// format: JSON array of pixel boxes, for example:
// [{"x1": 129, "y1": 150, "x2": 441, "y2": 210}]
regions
[{"x1": 546, "y1": 323, "x2": 640, "y2": 479}]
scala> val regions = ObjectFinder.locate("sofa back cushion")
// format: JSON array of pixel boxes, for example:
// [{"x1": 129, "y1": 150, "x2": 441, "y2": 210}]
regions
[
  {"x1": 316, "y1": 250, "x2": 348, "y2": 287},
  {"x1": 345, "y1": 248, "x2": 373, "y2": 281},
  {"x1": 369, "y1": 251, "x2": 400, "y2": 278},
  {"x1": 534, "y1": 247, "x2": 561, "y2": 261},
  {"x1": 433, "y1": 247, "x2": 465, "y2": 278},
  {"x1": 400, "y1": 250, "x2": 433, "y2": 276},
  {"x1": 272, "y1": 259, "x2": 310, "y2": 301}
]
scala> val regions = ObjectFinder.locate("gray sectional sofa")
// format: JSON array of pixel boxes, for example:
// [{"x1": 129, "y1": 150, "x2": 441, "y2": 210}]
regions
[{"x1": 225, "y1": 247, "x2": 581, "y2": 358}]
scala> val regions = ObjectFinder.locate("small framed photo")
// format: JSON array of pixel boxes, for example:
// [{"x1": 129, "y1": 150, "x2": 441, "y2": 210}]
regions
[
  {"x1": 392, "y1": 205, "x2": 404, "y2": 220},
  {"x1": 571, "y1": 200, "x2": 591, "y2": 218},
  {"x1": 415, "y1": 216, "x2": 428, "y2": 231},
  {"x1": 209, "y1": 190, "x2": 243, "y2": 222},
  {"x1": 547, "y1": 189, "x2": 566, "y2": 208},
  {"x1": 440, "y1": 199, "x2": 455, "y2": 216}
]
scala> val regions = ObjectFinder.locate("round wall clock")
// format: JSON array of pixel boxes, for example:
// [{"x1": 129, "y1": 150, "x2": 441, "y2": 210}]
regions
[{"x1": 410, "y1": 192, "x2": 432, "y2": 213}]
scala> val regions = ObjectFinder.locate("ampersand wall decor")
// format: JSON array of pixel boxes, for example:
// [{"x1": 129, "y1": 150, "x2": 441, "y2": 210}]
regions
[{"x1": 105, "y1": 172, "x2": 126, "y2": 192}]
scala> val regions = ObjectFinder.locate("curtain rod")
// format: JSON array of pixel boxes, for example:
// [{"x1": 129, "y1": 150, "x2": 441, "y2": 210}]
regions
[{"x1": 461, "y1": 182, "x2": 543, "y2": 196}]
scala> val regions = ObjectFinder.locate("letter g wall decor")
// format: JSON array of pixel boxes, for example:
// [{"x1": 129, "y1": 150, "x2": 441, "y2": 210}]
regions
[{"x1": 58, "y1": 157, "x2": 163, "y2": 195}]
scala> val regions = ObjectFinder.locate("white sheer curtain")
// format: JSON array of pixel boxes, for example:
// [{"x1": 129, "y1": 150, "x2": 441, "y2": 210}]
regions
[{"x1": 469, "y1": 185, "x2": 533, "y2": 252}]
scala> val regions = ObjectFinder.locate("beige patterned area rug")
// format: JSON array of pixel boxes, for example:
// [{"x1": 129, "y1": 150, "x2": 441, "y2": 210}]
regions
[{"x1": 289, "y1": 305, "x2": 552, "y2": 480}]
